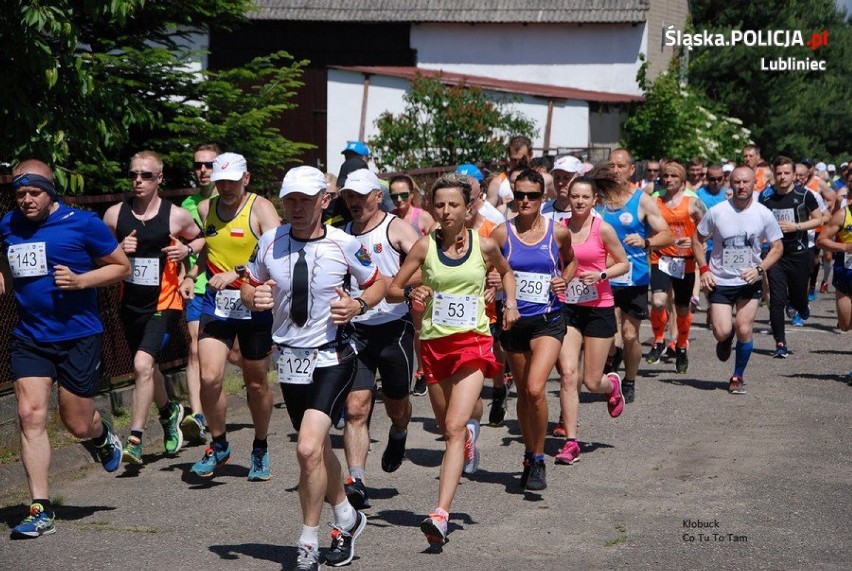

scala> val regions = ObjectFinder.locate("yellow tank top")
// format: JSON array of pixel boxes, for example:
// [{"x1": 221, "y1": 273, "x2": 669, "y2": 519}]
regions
[
  {"x1": 204, "y1": 193, "x2": 259, "y2": 287},
  {"x1": 421, "y1": 230, "x2": 490, "y2": 340},
  {"x1": 838, "y1": 205, "x2": 852, "y2": 245}
]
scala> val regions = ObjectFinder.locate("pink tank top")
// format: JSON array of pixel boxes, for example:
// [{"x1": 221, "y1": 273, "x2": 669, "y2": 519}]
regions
[
  {"x1": 393, "y1": 206, "x2": 425, "y2": 237},
  {"x1": 567, "y1": 216, "x2": 613, "y2": 307}
]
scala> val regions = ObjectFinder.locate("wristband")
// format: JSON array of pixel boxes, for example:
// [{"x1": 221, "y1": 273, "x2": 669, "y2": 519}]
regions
[
  {"x1": 185, "y1": 275, "x2": 197, "y2": 282},
  {"x1": 699, "y1": 265, "x2": 711, "y2": 275},
  {"x1": 355, "y1": 297, "x2": 368, "y2": 315}
]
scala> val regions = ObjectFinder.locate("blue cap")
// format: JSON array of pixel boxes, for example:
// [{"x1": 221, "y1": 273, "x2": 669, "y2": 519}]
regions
[
  {"x1": 342, "y1": 141, "x2": 370, "y2": 157},
  {"x1": 456, "y1": 163, "x2": 483, "y2": 181}
]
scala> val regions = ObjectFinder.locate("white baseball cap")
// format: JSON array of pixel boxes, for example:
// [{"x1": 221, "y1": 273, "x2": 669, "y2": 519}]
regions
[
  {"x1": 722, "y1": 163, "x2": 734, "y2": 173},
  {"x1": 210, "y1": 152, "x2": 248, "y2": 182},
  {"x1": 551, "y1": 156, "x2": 583, "y2": 174},
  {"x1": 280, "y1": 166, "x2": 327, "y2": 197},
  {"x1": 827, "y1": 164, "x2": 836, "y2": 172},
  {"x1": 341, "y1": 169, "x2": 382, "y2": 195},
  {"x1": 816, "y1": 162, "x2": 827, "y2": 171}
]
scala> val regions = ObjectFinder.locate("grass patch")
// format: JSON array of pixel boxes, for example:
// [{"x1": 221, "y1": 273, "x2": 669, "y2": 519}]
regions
[{"x1": 605, "y1": 524, "x2": 627, "y2": 547}]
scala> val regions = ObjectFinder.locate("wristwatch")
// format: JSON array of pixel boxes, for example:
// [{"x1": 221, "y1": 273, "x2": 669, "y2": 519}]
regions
[
  {"x1": 756, "y1": 266, "x2": 765, "y2": 276},
  {"x1": 355, "y1": 297, "x2": 368, "y2": 315},
  {"x1": 403, "y1": 284, "x2": 414, "y2": 302},
  {"x1": 235, "y1": 265, "x2": 246, "y2": 278},
  {"x1": 599, "y1": 271, "x2": 608, "y2": 282}
]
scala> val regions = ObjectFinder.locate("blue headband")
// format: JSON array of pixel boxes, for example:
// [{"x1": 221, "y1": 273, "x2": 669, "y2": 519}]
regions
[{"x1": 12, "y1": 173, "x2": 57, "y2": 198}]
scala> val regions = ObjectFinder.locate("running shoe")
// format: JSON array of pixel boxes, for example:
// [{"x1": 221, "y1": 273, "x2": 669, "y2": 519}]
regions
[
  {"x1": 381, "y1": 429, "x2": 407, "y2": 473},
  {"x1": 664, "y1": 341, "x2": 677, "y2": 359},
  {"x1": 819, "y1": 281, "x2": 829, "y2": 294},
  {"x1": 95, "y1": 413, "x2": 123, "y2": 472},
  {"x1": 555, "y1": 440, "x2": 581, "y2": 465},
  {"x1": 728, "y1": 376, "x2": 747, "y2": 395},
  {"x1": 791, "y1": 314, "x2": 804, "y2": 327},
  {"x1": 607, "y1": 373, "x2": 625, "y2": 418},
  {"x1": 604, "y1": 346, "x2": 624, "y2": 375},
  {"x1": 675, "y1": 347, "x2": 689, "y2": 374},
  {"x1": 190, "y1": 442, "x2": 231, "y2": 477},
  {"x1": 807, "y1": 289, "x2": 816, "y2": 302},
  {"x1": 646, "y1": 342, "x2": 665, "y2": 364},
  {"x1": 335, "y1": 407, "x2": 346, "y2": 430},
  {"x1": 421, "y1": 509, "x2": 449, "y2": 546},
  {"x1": 160, "y1": 401, "x2": 184, "y2": 454},
  {"x1": 295, "y1": 543, "x2": 320, "y2": 571},
  {"x1": 689, "y1": 295, "x2": 702, "y2": 312},
  {"x1": 412, "y1": 372, "x2": 427, "y2": 396},
  {"x1": 488, "y1": 386, "x2": 507, "y2": 427},
  {"x1": 519, "y1": 458, "x2": 531, "y2": 489},
  {"x1": 10, "y1": 503, "x2": 55, "y2": 539},
  {"x1": 525, "y1": 458, "x2": 547, "y2": 491},
  {"x1": 800, "y1": 305, "x2": 811, "y2": 321},
  {"x1": 122, "y1": 435, "x2": 143, "y2": 465},
  {"x1": 552, "y1": 420, "x2": 567, "y2": 438},
  {"x1": 180, "y1": 412, "x2": 207, "y2": 444},
  {"x1": 503, "y1": 371, "x2": 514, "y2": 392},
  {"x1": 463, "y1": 419, "x2": 481, "y2": 474},
  {"x1": 622, "y1": 380, "x2": 635, "y2": 404},
  {"x1": 247, "y1": 447, "x2": 271, "y2": 481},
  {"x1": 345, "y1": 477, "x2": 371, "y2": 510},
  {"x1": 323, "y1": 510, "x2": 367, "y2": 567},
  {"x1": 785, "y1": 304, "x2": 797, "y2": 319},
  {"x1": 772, "y1": 342, "x2": 789, "y2": 359},
  {"x1": 716, "y1": 331, "x2": 735, "y2": 362}
]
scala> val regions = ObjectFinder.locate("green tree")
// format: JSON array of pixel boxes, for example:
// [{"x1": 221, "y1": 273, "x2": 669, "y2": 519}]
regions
[
  {"x1": 689, "y1": 0, "x2": 852, "y2": 162},
  {"x1": 622, "y1": 58, "x2": 751, "y2": 162},
  {"x1": 1, "y1": 1, "x2": 310, "y2": 194},
  {"x1": 369, "y1": 75, "x2": 537, "y2": 171}
]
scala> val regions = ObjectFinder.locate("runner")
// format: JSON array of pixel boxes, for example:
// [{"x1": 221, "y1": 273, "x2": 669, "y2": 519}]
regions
[
  {"x1": 694, "y1": 167, "x2": 783, "y2": 394},
  {"x1": 2, "y1": 160, "x2": 129, "y2": 538},
  {"x1": 646, "y1": 162, "x2": 706, "y2": 373},
  {"x1": 387, "y1": 172, "x2": 519, "y2": 545},
  {"x1": 490, "y1": 168, "x2": 577, "y2": 490},
  {"x1": 758, "y1": 156, "x2": 822, "y2": 357},
  {"x1": 183, "y1": 152, "x2": 280, "y2": 480},
  {"x1": 339, "y1": 169, "x2": 421, "y2": 511},
  {"x1": 555, "y1": 170, "x2": 629, "y2": 466},
  {"x1": 102, "y1": 150, "x2": 205, "y2": 463},
  {"x1": 241, "y1": 166, "x2": 387, "y2": 569},
  {"x1": 541, "y1": 156, "x2": 583, "y2": 223}
]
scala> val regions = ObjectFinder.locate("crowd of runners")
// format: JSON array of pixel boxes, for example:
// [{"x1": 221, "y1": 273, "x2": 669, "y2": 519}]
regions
[{"x1": 2, "y1": 137, "x2": 850, "y2": 570}]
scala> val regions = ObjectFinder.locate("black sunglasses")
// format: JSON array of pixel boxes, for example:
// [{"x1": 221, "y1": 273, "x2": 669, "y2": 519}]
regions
[
  {"x1": 391, "y1": 192, "x2": 410, "y2": 201},
  {"x1": 513, "y1": 191, "x2": 543, "y2": 201},
  {"x1": 707, "y1": 177, "x2": 723, "y2": 182},
  {"x1": 127, "y1": 171, "x2": 159, "y2": 181},
  {"x1": 193, "y1": 161, "x2": 214, "y2": 170}
]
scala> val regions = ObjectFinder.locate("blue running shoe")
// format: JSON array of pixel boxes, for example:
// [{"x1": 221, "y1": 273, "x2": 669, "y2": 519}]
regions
[
  {"x1": 190, "y1": 443, "x2": 231, "y2": 477},
  {"x1": 95, "y1": 413, "x2": 122, "y2": 473},
  {"x1": 10, "y1": 503, "x2": 55, "y2": 539},
  {"x1": 785, "y1": 304, "x2": 797, "y2": 319},
  {"x1": 247, "y1": 447, "x2": 271, "y2": 481},
  {"x1": 807, "y1": 289, "x2": 816, "y2": 302},
  {"x1": 772, "y1": 342, "x2": 789, "y2": 359},
  {"x1": 791, "y1": 314, "x2": 804, "y2": 327}
]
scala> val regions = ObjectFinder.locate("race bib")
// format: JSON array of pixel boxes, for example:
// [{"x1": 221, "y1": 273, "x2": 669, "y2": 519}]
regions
[
  {"x1": 514, "y1": 271, "x2": 551, "y2": 304},
  {"x1": 277, "y1": 347, "x2": 318, "y2": 385},
  {"x1": 8, "y1": 242, "x2": 48, "y2": 278},
  {"x1": 659, "y1": 256, "x2": 686, "y2": 279},
  {"x1": 432, "y1": 292, "x2": 478, "y2": 328},
  {"x1": 609, "y1": 261, "x2": 633, "y2": 286},
  {"x1": 722, "y1": 248, "x2": 751, "y2": 272},
  {"x1": 773, "y1": 208, "x2": 795, "y2": 224},
  {"x1": 127, "y1": 257, "x2": 160, "y2": 286},
  {"x1": 214, "y1": 289, "x2": 250, "y2": 320},
  {"x1": 564, "y1": 278, "x2": 599, "y2": 304},
  {"x1": 845, "y1": 252, "x2": 852, "y2": 270}
]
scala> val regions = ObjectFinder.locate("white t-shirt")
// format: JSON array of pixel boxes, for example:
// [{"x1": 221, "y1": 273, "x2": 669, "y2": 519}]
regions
[
  {"x1": 540, "y1": 200, "x2": 572, "y2": 223},
  {"x1": 246, "y1": 224, "x2": 379, "y2": 365},
  {"x1": 807, "y1": 191, "x2": 827, "y2": 248},
  {"x1": 479, "y1": 200, "x2": 505, "y2": 226},
  {"x1": 498, "y1": 177, "x2": 513, "y2": 202},
  {"x1": 345, "y1": 214, "x2": 408, "y2": 325},
  {"x1": 697, "y1": 199, "x2": 783, "y2": 287}
]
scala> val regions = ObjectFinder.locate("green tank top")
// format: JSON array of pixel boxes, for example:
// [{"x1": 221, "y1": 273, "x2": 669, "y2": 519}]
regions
[
  {"x1": 421, "y1": 229, "x2": 490, "y2": 340},
  {"x1": 181, "y1": 192, "x2": 210, "y2": 294}
]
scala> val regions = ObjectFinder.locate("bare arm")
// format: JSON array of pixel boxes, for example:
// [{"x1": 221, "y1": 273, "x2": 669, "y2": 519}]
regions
[
  {"x1": 480, "y1": 235, "x2": 518, "y2": 331},
  {"x1": 387, "y1": 236, "x2": 430, "y2": 303},
  {"x1": 54, "y1": 245, "x2": 131, "y2": 290},
  {"x1": 817, "y1": 208, "x2": 852, "y2": 254},
  {"x1": 639, "y1": 193, "x2": 674, "y2": 250}
]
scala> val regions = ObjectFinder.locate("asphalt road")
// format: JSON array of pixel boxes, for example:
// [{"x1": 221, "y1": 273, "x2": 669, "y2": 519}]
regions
[{"x1": 1, "y1": 293, "x2": 850, "y2": 570}]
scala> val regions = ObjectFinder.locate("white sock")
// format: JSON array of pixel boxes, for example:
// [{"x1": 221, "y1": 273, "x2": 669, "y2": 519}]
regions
[
  {"x1": 298, "y1": 525, "x2": 319, "y2": 549},
  {"x1": 333, "y1": 499, "x2": 357, "y2": 530}
]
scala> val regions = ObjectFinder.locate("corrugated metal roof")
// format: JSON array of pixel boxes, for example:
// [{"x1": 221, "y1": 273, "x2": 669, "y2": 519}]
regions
[
  {"x1": 250, "y1": 1, "x2": 649, "y2": 24},
  {"x1": 331, "y1": 66, "x2": 644, "y2": 103}
]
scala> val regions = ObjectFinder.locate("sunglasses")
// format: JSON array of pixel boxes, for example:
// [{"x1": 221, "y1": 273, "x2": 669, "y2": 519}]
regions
[
  {"x1": 646, "y1": 168, "x2": 659, "y2": 173},
  {"x1": 391, "y1": 192, "x2": 410, "y2": 201},
  {"x1": 15, "y1": 189, "x2": 47, "y2": 199},
  {"x1": 513, "y1": 191, "x2": 543, "y2": 201},
  {"x1": 193, "y1": 161, "x2": 214, "y2": 170},
  {"x1": 127, "y1": 171, "x2": 159, "y2": 181},
  {"x1": 707, "y1": 177, "x2": 723, "y2": 182}
]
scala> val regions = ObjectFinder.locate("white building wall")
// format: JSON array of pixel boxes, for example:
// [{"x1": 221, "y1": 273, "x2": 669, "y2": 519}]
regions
[
  {"x1": 411, "y1": 23, "x2": 645, "y2": 96},
  {"x1": 328, "y1": 69, "x2": 590, "y2": 174}
]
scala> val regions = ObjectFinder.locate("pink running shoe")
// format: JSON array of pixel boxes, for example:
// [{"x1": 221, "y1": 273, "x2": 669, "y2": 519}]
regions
[
  {"x1": 421, "y1": 508, "x2": 449, "y2": 545},
  {"x1": 555, "y1": 440, "x2": 581, "y2": 465},
  {"x1": 607, "y1": 373, "x2": 625, "y2": 418}
]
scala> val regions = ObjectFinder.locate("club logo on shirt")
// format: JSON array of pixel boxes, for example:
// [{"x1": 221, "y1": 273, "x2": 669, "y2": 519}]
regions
[
  {"x1": 373, "y1": 243, "x2": 383, "y2": 254},
  {"x1": 355, "y1": 245, "x2": 372, "y2": 266},
  {"x1": 205, "y1": 224, "x2": 218, "y2": 237},
  {"x1": 619, "y1": 212, "x2": 634, "y2": 226}
]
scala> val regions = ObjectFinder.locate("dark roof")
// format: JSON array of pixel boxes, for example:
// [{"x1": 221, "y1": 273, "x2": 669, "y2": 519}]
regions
[
  {"x1": 250, "y1": 1, "x2": 649, "y2": 24},
  {"x1": 331, "y1": 66, "x2": 643, "y2": 103}
]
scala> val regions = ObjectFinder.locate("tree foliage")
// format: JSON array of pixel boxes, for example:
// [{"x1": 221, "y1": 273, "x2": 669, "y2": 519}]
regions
[
  {"x1": 689, "y1": 0, "x2": 852, "y2": 162},
  {"x1": 1, "y1": 1, "x2": 310, "y2": 194},
  {"x1": 369, "y1": 75, "x2": 537, "y2": 171},
  {"x1": 622, "y1": 58, "x2": 752, "y2": 162}
]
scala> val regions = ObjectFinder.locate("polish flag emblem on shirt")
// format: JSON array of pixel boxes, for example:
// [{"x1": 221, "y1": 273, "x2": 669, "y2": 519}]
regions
[{"x1": 230, "y1": 228, "x2": 245, "y2": 238}]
